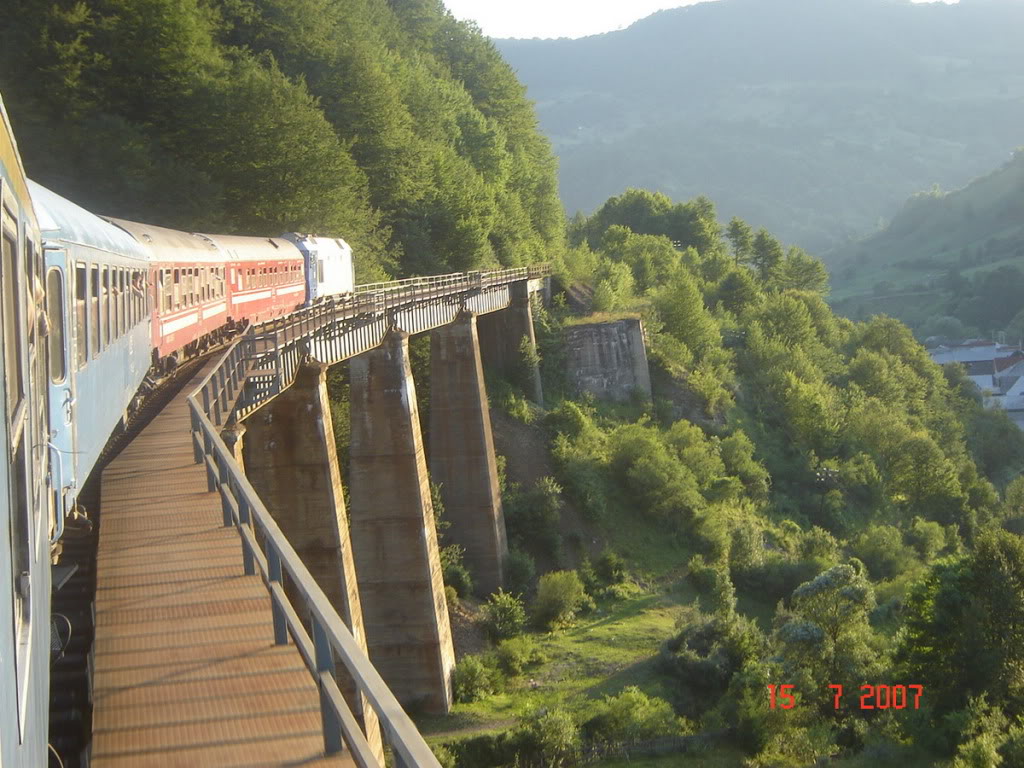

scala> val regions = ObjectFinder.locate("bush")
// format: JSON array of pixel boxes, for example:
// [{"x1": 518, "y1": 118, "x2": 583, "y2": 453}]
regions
[
  {"x1": 432, "y1": 744, "x2": 456, "y2": 768},
  {"x1": 584, "y1": 686, "x2": 689, "y2": 744},
  {"x1": 906, "y1": 516, "x2": 946, "y2": 561},
  {"x1": 443, "y1": 554, "x2": 474, "y2": 598},
  {"x1": 482, "y1": 589, "x2": 527, "y2": 641},
  {"x1": 515, "y1": 708, "x2": 581, "y2": 767},
  {"x1": 852, "y1": 524, "x2": 916, "y2": 580},
  {"x1": 506, "y1": 550, "x2": 536, "y2": 596},
  {"x1": 452, "y1": 655, "x2": 497, "y2": 703},
  {"x1": 596, "y1": 548, "x2": 627, "y2": 585},
  {"x1": 495, "y1": 636, "x2": 546, "y2": 676},
  {"x1": 533, "y1": 570, "x2": 591, "y2": 630},
  {"x1": 444, "y1": 585, "x2": 459, "y2": 612},
  {"x1": 505, "y1": 476, "x2": 564, "y2": 559}
]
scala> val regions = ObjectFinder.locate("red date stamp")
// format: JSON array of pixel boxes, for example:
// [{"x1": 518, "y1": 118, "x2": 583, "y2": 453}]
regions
[{"x1": 768, "y1": 684, "x2": 923, "y2": 710}]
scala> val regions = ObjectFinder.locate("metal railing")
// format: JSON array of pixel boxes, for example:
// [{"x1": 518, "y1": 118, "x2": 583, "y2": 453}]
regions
[
  {"x1": 194, "y1": 264, "x2": 550, "y2": 429},
  {"x1": 184, "y1": 264, "x2": 549, "y2": 764},
  {"x1": 188, "y1": 347, "x2": 441, "y2": 767}
]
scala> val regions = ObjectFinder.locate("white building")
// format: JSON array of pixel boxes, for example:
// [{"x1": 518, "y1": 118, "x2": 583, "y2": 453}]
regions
[{"x1": 928, "y1": 340, "x2": 1024, "y2": 421}]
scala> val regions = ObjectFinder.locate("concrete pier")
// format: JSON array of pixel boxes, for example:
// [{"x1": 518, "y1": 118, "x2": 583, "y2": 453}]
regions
[
  {"x1": 241, "y1": 362, "x2": 383, "y2": 761},
  {"x1": 348, "y1": 329, "x2": 455, "y2": 714},
  {"x1": 477, "y1": 280, "x2": 543, "y2": 404},
  {"x1": 429, "y1": 312, "x2": 507, "y2": 597}
]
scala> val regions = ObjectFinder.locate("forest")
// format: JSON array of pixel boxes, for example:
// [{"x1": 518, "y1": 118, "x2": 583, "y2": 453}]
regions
[
  {"x1": 420, "y1": 188, "x2": 1024, "y2": 767},
  {"x1": 0, "y1": 0, "x2": 565, "y2": 281},
  {"x1": 4, "y1": 1, "x2": 1024, "y2": 766}
]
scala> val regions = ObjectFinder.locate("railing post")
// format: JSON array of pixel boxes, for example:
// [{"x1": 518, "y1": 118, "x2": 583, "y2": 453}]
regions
[
  {"x1": 217, "y1": 454, "x2": 232, "y2": 527},
  {"x1": 313, "y1": 618, "x2": 344, "y2": 756},
  {"x1": 203, "y1": 432, "x2": 217, "y2": 492},
  {"x1": 218, "y1": 367, "x2": 229, "y2": 413},
  {"x1": 267, "y1": 544, "x2": 289, "y2": 645},
  {"x1": 237, "y1": 493, "x2": 255, "y2": 576},
  {"x1": 189, "y1": 406, "x2": 204, "y2": 464}
]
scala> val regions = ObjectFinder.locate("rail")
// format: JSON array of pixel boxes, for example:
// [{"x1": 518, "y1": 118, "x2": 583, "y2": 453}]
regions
[
  {"x1": 185, "y1": 264, "x2": 549, "y2": 764},
  {"x1": 188, "y1": 344, "x2": 441, "y2": 767},
  {"x1": 194, "y1": 264, "x2": 549, "y2": 428}
]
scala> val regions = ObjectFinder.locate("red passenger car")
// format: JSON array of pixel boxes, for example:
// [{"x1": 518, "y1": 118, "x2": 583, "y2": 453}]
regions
[
  {"x1": 201, "y1": 234, "x2": 306, "y2": 326},
  {"x1": 107, "y1": 218, "x2": 231, "y2": 364}
]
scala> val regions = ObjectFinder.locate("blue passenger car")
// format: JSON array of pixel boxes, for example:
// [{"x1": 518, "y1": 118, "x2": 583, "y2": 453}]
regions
[
  {"x1": 31, "y1": 181, "x2": 153, "y2": 512},
  {"x1": 1, "y1": 95, "x2": 52, "y2": 768}
]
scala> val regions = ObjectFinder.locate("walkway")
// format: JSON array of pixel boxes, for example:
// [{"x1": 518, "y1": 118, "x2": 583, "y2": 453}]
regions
[{"x1": 90, "y1": 360, "x2": 352, "y2": 768}]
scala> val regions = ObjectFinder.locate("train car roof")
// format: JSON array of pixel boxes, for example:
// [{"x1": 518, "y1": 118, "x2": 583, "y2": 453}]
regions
[
  {"x1": 29, "y1": 181, "x2": 150, "y2": 261},
  {"x1": 281, "y1": 233, "x2": 352, "y2": 256},
  {"x1": 2, "y1": 96, "x2": 39, "y2": 230},
  {"x1": 199, "y1": 233, "x2": 300, "y2": 263},
  {"x1": 106, "y1": 217, "x2": 224, "y2": 263}
]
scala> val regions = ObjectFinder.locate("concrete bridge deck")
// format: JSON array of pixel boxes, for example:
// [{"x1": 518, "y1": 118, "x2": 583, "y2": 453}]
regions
[{"x1": 90, "y1": 359, "x2": 352, "y2": 768}]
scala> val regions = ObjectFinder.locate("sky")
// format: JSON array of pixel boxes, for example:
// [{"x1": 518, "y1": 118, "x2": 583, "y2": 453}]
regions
[{"x1": 442, "y1": 0, "x2": 959, "y2": 40}]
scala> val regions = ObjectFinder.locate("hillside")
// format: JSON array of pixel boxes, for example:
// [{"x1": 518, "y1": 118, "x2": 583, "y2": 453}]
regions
[
  {"x1": 495, "y1": 0, "x2": 1024, "y2": 253},
  {"x1": 425, "y1": 188, "x2": 1024, "y2": 767},
  {"x1": 0, "y1": 0, "x2": 564, "y2": 279},
  {"x1": 829, "y1": 148, "x2": 1024, "y2": 338}
]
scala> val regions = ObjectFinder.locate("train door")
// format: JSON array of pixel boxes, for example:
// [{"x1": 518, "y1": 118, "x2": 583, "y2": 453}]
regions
[{"x1": 45, "y1": 248, "x2": 75, "y2": 521}]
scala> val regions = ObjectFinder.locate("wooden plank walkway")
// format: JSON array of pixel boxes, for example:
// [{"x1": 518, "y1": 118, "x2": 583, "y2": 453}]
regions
[{"x1": 90, "y1": 361, "x2": 353, "y2": 768}]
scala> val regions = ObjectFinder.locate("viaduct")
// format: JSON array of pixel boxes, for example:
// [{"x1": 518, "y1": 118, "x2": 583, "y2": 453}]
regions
[{"x1": 179, "y1": 267, "x2": 548, "y2": 764}]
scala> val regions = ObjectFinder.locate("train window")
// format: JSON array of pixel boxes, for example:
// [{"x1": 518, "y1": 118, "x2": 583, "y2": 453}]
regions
[
  {"x1": 47, "y1": 269, "x2": 66, "y2": 383},
  {"x1": 173, "y1": 269, "x2": 180, "y2": 310},
  {"x1": 102, "y1": 266, "x2": 110, "y2": 348},
  {"x1": 128, "y1": 270, "x2": 135, "y2": 326},
  {"x1": 10, "y1": 435, "x2": 32, "y2": 693},
  {"x1": 2, "y1": 226, "x2": 26, "y2": 421},
  {"x1": 75, "y1": 264, "x2": 87, "y2": 367},
  {"x1": 130, "y1": 270, "x2": 137, "y2": 324},
  {"x1": 163, "y1": 269, "x2": 171, "y2": 312},
  {"x1": 91, "y1": 265, "x2": 101, "y2": 356},
  {"x1": 119, "y1": 269, "x2": 126, "y2": 336},
  {"x1": 317, "y1": 259, "x2": 324, "y2": 284}
]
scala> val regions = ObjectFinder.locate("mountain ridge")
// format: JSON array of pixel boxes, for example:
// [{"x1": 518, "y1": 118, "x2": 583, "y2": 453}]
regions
[{"x1": 494, "y1": 0, "x2": 1024, "y2": 252}]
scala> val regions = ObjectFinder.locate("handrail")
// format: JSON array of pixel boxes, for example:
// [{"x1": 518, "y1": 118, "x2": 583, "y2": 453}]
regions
[
  {"x1": 183, "y1": 263, "x2": 549, "y2": 764},
  {"x1": 199, "y1": 264, "x2": 549, "y2": 428},
  {"x1": 188, "y1": 361, "x2": 441, "y2": 767}
]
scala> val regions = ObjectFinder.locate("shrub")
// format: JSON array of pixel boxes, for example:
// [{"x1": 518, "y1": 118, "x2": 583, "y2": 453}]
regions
[
  {"x1": 496, "y1": 636, "x2": 546, "y2": 676},
  {"x1": 852, "y1": 524, "x2": 916, "y2": 581},
  {"x1": 443, "y1": 554, "x2": 474, "y2": 598},
  {"x1": 444, "y1": 585, "x2": 459, "y2": 612},
  {"x1": 505, "y1": 476, "x2": 563, "y2": 559},
  {"x1": 432, "y1": 744, "x2": 456, "y2": 768},
  {"x1": 533, "y1": 570, "x2": 590, "y2": 630},
  {"x1": 585, "y1": 686, "x2": 689, "y2": 744},
  {"x1": 481, "y1": 589, "x2": 527, "y2": 641},
  {"x1": 596, "y1": 548, "x2": 627, "y2": 585},
  {"x1": 515, "y1": 708, "x2": 581, "y2": 767},
  {"x1": 452, "y1": 656, "x2": 496, "y2": 703},
  {"x1": 906, "y1": 516, "x2": 946, "y2": 561},
  {"x1": 687, "y1": 554, "x2": 719, "y2": 592},
  {"x1": 506, "y1": 550, "x2": 536, "y2": 596}
]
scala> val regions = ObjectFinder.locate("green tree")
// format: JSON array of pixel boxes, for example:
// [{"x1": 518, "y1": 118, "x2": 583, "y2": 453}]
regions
[
  {"x1": 777, "y1": 246, "x2": 830, "y2": 294},
  {"x1": 899, "y1": 531, "x2": 1024, "y2": 718},
  {"x1": 726, "y1": 216, "x2": 754, "y2": 265},
  {"x1": 750, "y1": 228, "x2": 785, "y2": 283}
]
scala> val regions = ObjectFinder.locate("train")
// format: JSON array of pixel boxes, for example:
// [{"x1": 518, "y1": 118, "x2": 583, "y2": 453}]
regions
[{"x1": 1, "y1": 92, "x2": 357, "y2": 766}]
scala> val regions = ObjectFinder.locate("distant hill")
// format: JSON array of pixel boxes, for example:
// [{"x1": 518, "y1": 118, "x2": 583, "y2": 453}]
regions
[
  {"x1": 495, "y1": 0, "x2": 1024, "y2": 253},
  {"x1": 829, "y1": 148, "x2": 1024, "y2": 337}
]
